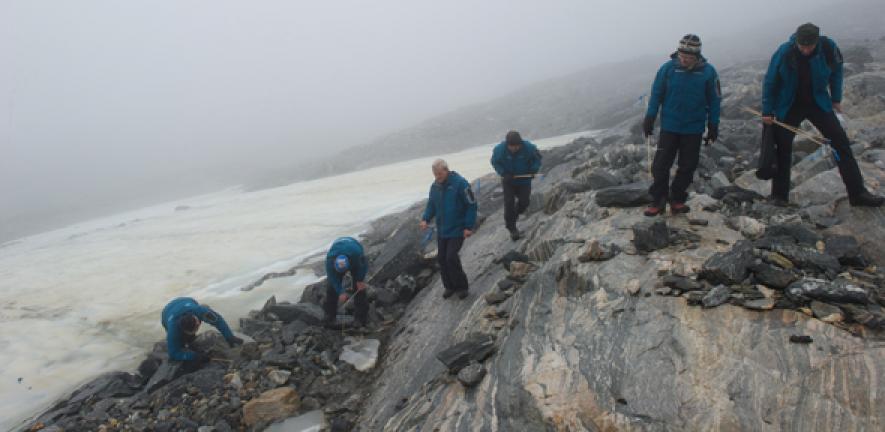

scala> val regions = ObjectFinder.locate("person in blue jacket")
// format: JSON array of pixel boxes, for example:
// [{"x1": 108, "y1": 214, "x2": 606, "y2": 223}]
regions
[
  {"x1": 323, "y1": 236, "x2": 370, "y2": 327},
  {"x1": 643, "y1": 34, "x2": 721, "y2": 216},
  {"x1": 161, "y1": 297, "x2": 242, "y2": 362},
  {"x1": 762, "y1": 23, "x2": 883, "y2": 207},
  {"x1": 491, "y1": 130, "x2": 542, "y2": 241},
  {"x1": 420, "y1": 159, "x2": 477, "y2": 299}
]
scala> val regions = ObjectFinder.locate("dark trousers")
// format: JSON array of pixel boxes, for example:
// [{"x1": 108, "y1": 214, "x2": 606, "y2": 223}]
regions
[
  {"x1": 323, "y1": 281, "x2": 369, "y2": 325},
  {"x1": 772, "y1": 103, "x2": 866, "y2": 200},
  {"x1": 502, "y1": 181, "x2": 531, "y2": 232},
  {"x1": 649, "y1": 131, "x2": 702, "y2": 204},
  {"x1": 437, "y1": 236, "x2": 468, "y2": 292}
]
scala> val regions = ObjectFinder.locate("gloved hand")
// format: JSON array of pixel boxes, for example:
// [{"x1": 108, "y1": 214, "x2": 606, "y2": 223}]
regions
[
  {"x1": 228, "y1": 336, "x2": 244, "y2": 347},
  {"x1": 642, "y1": 116, "x2": 655, "y2": 137},
  {"x1": 705, "y1": 123, "x2": 719, "y2": 145},
  {"x1": 502, "y1": 174, "x2": 514, "y2": 184}
]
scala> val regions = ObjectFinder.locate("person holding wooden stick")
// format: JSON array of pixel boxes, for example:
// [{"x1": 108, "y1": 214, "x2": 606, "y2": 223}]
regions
[
  {"x1": 491, "y1": 131, "x2": 542, "y2": 240},
  {"x1": 762, "y1": 22, "x2": 883, "y2": 207}
]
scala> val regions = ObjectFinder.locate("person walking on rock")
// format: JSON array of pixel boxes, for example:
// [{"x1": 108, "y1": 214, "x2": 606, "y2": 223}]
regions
[
  {"x1": 762, "y1": 22, "x2": 884, "y2": 207},
  {"x1": 161, "y1": 297, "x2": 243, "y2": 362},
  {"x1": 420, "y1": 159, "x2": 477, "y2": 299},
  {"x1": 491, "y1": 130, "x2": 542, "y2": 240},
  {"x1": 323, "y1": 236, "x2": 370, "y2": 327},
  {"x1": 643, "y1": 34, "x2": 721, "y2": 216}
]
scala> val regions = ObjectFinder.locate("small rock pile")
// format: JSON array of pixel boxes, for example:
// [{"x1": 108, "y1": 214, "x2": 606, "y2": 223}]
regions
[{"x1": 656, "y1": 221, "x2": 885, "y2": 335}]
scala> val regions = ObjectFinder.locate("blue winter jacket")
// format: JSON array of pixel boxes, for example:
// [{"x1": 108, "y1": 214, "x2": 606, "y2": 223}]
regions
[
  {"x1": 490, "y1": 140, "x2": 542, "y2": 186},
  {"x1": 422, "y1": 171, "x2": 478, "y2": 239},
  {"x1": 646, "y1": 53, "x2": 721, "y2": 135},
  {"x1": 762, "y1": 34, "x2": 843, "y2": 120},
  {"x1": 325, "y1": 236, "x2": 369, "y2": 295},
  {"x1": 161, "y1": 297, "x2": 235, "y2": 361}
]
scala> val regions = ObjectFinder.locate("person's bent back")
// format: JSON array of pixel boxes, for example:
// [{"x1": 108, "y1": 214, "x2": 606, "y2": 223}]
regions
[{"x1": 161, "y1": 297, "x2": 242, "y2": 362}]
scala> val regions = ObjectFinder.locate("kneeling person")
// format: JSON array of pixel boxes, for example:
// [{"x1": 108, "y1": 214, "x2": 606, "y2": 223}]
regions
[
  {"x1": 161, "y1": 297, "x2": 243, "y2": 362},
  {"x1": 323, "y1": 236, "x2": 369, "y2": 327}
]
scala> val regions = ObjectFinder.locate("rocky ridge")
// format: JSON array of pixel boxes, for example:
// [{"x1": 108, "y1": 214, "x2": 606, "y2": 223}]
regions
[{"x1": 25, "y1": 40, "x2": 885, "y2": 432}]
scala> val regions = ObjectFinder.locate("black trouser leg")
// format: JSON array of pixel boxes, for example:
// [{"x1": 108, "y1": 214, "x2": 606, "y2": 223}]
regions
[
  {"x1": 772, "y1": 106, "x2": 806, "y2": 200},
  {"x1": 649, "y1": 132, "x2": 681, "y2": 204},
  {"x1": 502, "y1": 181, "x2": 518, "y2": 232},
  {"x1": 805, "y1": 107, "x2": 867, "y2": 198},
  {"x1": 438, "y1": 237, "x2": 467, "y2": 292},
  {"x1": 503, "y1": 182, "x2": 532, "y2": 231},
  {"x1": 323, "y1": 282, "x2": 338, "y2": 322},
  {"x1": 516, "y1": 183, "x2": 532, "y2": 215},
  {"x1": 669, "y1": 134, "x2": 702, "y2": 203},
  {"x1": 353, "y1": 289, "x2": 368, "y2": 325},
  {"x1": 437, "y1": 237, "x2": 453, "y2": 291}
]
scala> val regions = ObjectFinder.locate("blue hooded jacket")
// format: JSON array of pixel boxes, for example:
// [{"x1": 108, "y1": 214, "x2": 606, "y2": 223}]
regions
[
  {"x1": 325, "y1": 236, "x2": 369, "y2": 295},
  {"x1": 161, "y1": 297, "x2": 235, "y2": 361},
  {"x1": 422, "y1": 171, "x2": 478, "y2": 239},
  {"x1": 762, "y1": 34, "x2": 843, "y2": 120},
  {"x1": 490, "y1": 140, "x2": 542, "y2": 186},
  {"x1": 646, "y1": 53, "x2": 721, "y2": 135}
]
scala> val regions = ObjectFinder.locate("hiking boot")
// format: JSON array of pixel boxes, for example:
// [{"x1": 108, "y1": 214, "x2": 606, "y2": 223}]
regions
[
  {"x1": 767, "y1": 195, "x2": 790, "y2": 207},
  {"x1": 670, "y1": 202, "x2": 690, "y2": 214},
  {"x1": 644, "y1": 204, "x2": 665, "y2": 217},
  {"x1": 849, "y1": 191, "x2": 885, "y2": 207},
  {"x1": 509, "y1": 229, "x2": 521, "y2": 241},
  {"x1": 442, "y1": 289, "x2": 455, "y2": 299},
  {"x1": 457, "y1": 290, "x2": 469, "y2": 300}
]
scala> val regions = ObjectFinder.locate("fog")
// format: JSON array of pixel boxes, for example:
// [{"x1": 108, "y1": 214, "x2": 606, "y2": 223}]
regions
[{"x1": 1, "y1": 0, "x2": 843, "y2": 241}]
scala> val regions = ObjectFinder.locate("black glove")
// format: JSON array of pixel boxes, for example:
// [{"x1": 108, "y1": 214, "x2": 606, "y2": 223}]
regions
[
  {"x1": 502, "y1": 174, "x2": 514, "y2": 184},
  {"x1": 228, "y1": 336, "x2": 244, "y2": 347},
  {"x1": 642, "y1": 116, "x2": 656, "y2": 137},
  {"x1": 705, "y1": 123, "x2": 719, "y2": 145}
]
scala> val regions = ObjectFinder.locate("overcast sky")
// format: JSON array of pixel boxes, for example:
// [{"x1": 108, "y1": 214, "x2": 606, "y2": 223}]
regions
[{"x1": 1, "y1": 0, "x2": 848, "y2": 240}]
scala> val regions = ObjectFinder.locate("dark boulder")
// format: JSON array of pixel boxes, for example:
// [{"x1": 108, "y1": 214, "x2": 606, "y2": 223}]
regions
[
  {"x1": 299, "y1": 280, "x2": 327, "y2": 306},
  {"x1": 239, "y1": 317, "x2": 273, "y2": 340},
  {"x1": 662, "y1": 275, "x2": 704, "y2": 292},
  {"x1": 265, "y1": 303, "x2": 325, "y2": 326},
  {"x1": 143, "y1": 361, "x2": 184, "y2": 394},
  {"x1": 825, "y1": 235, "x2": 866, "y2": 267},
  {"x1": 764, "y1": 223, "x2": 821, "y2": 246},
  {"x1": 581, "y1": 169, "x2": 621, "y2": 190},
  {"x1": 785, "y1": 278, "x2": 870, "y2": 305},
  {"x1": 595, "y1": 182, "x2": 653, "y2": 207},
  {"x1": 281, "y1": 320, "x2": 309, "y2": 345},
  {"x1": 137, "y1": 352, "x2": 164, "y2": 383},
  {"x1": 372, "y1": 285, "x2": 400, "y2": 307},
  {"x1": 712, "y1": 186, "x2": 764, "y2": 206},
  {"x1": 496, "y1": 250, "x2": 530, "y2": 271},
  {"x1": 37, "y1": 372, "x2": 143, "y2": 424},
  {"x1": 699, "y1": 241, "x2": 755, "y2": 285},
  {"x1": 436, "y1": 333, "x2": 497, "y2": 373},
  {"x1": 766, "y1": 243, "x2": 841, "y2": 275},
  {"x1": 633, "y1": 219, "x2": 670, "y2": 253},
  {"x1": 702, "y1": 285, "x2": 731, "y2": 308},
  {"x1": 457, "y1": 362, "x2": 487, "y2": 388},
  {"x1": 749, "y1": 262, "x2": 796, "y2": 289}
]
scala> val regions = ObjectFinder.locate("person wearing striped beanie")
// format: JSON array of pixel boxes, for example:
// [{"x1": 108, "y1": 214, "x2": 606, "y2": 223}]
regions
[{"x1": 642, "y1": 34, "x2": 721, "y2": 216}]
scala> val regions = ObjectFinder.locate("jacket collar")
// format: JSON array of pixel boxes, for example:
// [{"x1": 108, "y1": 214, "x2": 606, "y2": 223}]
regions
[{"x1": 669, "y1": 51, "x2": 707, "y2": 71}]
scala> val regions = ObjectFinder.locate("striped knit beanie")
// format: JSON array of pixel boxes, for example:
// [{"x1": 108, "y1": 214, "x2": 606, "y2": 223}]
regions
[{"x1": 678, "y1": 34, "x2": 702, "y2": 56}]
